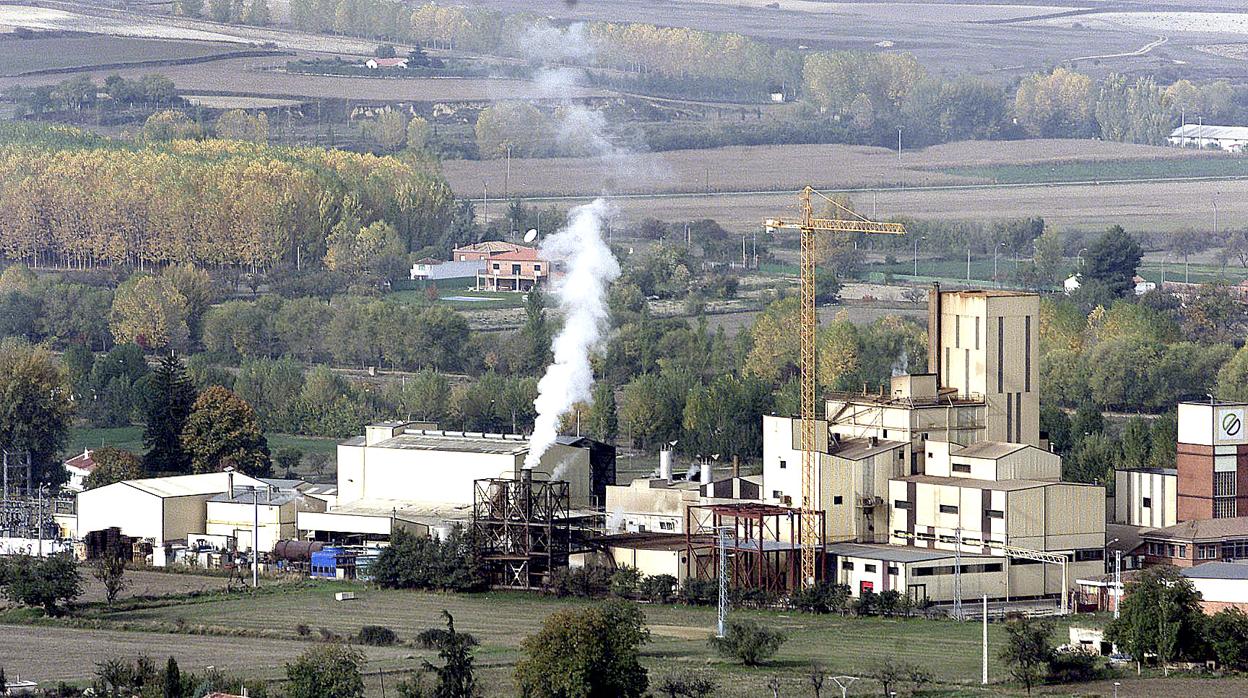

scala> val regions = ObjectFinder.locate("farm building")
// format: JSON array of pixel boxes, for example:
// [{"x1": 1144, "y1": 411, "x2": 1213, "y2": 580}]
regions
[
  {"x1": 77, "y1": 472, "x2": 267, "y2": 546},
  {"x1": 1168, "y1": 123, "x2": 1248, "y2": 151},
  {"x1": 365, "y1": 57, "x2": 408, "y2": 69},
  {"x1": 409, "y1": 257, "x2": 483, "y2": 281}
]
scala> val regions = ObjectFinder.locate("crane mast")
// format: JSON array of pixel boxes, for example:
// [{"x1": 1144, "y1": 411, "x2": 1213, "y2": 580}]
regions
[{"x1": 765, "y1": 187, "x2": 907, "y2": 588}]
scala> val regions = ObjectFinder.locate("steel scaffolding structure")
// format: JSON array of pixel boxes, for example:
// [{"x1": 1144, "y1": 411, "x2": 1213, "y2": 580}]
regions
[
  {"x1": 685, "y1": 502, "x2": 825, "y2": 595},
  {"x1": 1, "y1": 450, "x2": 65, "y2": 543},
  {"x1": 472, "y1": 470, "x2": 571, "y2": 589}
]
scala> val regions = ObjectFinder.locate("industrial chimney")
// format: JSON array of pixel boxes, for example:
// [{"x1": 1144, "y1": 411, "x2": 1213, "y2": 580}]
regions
[
  {"x1": 700, "y1": 460, "x2": 713, "y2": 486},
  {"x1": 659, "y1": 448, "x2": 672, "y2": 482},
  {"x1": 927, "y1": 282, "x2": 942, "y2": 382}
]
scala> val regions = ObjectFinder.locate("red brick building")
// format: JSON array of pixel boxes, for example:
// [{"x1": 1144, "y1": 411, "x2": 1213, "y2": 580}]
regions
[
  {"x1": 1176, "y1": 401, "x2": 1248, "y2": 520},
  {"x1": 477, "y1": 247, "x2": 549, "y2": 292}
]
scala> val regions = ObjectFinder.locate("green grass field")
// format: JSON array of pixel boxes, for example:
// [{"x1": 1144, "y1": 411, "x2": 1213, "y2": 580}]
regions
[
  {"x1": 937, "y1": 156, "x2": 1248, "y2": 186},
  {"x1": 65, "y1": 427, "x2": 339, "y2": 461},
  {"x1": 68, "y1": 581, "x2": 1082, "y2": 696}
]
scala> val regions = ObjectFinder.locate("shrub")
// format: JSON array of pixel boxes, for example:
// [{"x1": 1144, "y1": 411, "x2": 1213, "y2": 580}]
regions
[
  {"x1": 792, "y1": 581, "x2": 851, "y2": 614},
  {"x1": 639, "y1": 574, "x2": 678, "y2": 604},
  {"x1": 357, "y1": 625, "x2": 397, "y2": 646},
  {"x1": 546, "y1": 565, "x2": 611, "y2": 598},
  {"x1": 610, "y1": 566, "x2": 642, "y2": 599},
  {"x1": 708, "y1": 620, "x2": 787, "y2": 666},
  {"x1": 1047, "y1": 649, "x2": 1101, "y2": 684},
  {"x1": 295, "y1": 623, "x2": 311, "y2": 637},
  {"x1": 679, "y1": 579, "x2": 717, "y2": 606}
]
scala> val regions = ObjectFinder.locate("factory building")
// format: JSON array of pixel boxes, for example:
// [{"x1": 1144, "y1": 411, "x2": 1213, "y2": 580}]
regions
[
  {"x1": 827, "y1": 542, "x2": 1003, "y2": 603},
  {"x1": 206, "y1": 485, "x2": 327, "y2": 553},
  {"x1": 1114, "y1": 467, "x2": 1177, "y2": 528},
  {"x1": 1175, "y1": 401, "x2": 1248, "y2": 520},
  {"x1": 301, "y1": 423, "x2": 614, "y2": 543},
  {"x1": 77, "y1": 472, "x2": 268, "y2": 545}
]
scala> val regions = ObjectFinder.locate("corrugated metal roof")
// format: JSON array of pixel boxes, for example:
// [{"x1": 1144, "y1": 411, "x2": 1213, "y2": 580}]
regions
[
  {"x1": 1145, "y1": 516, "x2": 1248, "y2": 542},
  {"x1": 122, "y1": 473, "x2": 266, "y2": 498},
  {"x1": 896, "y1": 474, "x2": 1074, "y2": 492},
  {"x1": 824, "y1": 542, "x2": 994, "y2": 563},
  {"x1": 1182, "y1": 561, "x2": 1248, "y2": 580},
  {"x1": 1170, "y1": 124, "x2": 1248, "y2": 140},
  {"x1": 954, "y1": 441, "x2": 1028, "y2": 459},
  {"x1": 370, "y1": 432, "x2": 530, "y2": 455},
  {"x1": 831, "y1": 437, "x2": 906, "y2": 460}
]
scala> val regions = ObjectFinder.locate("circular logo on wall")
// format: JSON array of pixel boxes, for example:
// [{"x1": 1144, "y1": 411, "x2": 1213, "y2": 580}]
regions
[{"x1": 1223, "y1": 412, "x2": 1242, "y2": 438}]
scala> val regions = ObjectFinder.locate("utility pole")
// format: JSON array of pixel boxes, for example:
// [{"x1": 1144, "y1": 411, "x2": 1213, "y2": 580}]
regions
[
  {"x1": 982, "y1": 594, "x2": 989, "y2": 684},
  {"x1": 967, "y1": 249, "x2": 971, "y2": 281},
  {"x1": 252, "y1": 488, "x2": 260, "y2": 588},
  {"x1": 505, "y1": 145, "x2": 511, "y2": 201},
  {"x1": 717, "y1": 526, "x2": 730, "y2": 638},
  {"x1": 953, "y1": 526, "x2": 963, "y2": 620},
  {"x1": 831, "y1": 676, "x2": 858, "y2": 698},
  {"x1": 37, "y1": 484, "x2": 44, "y2": 557},
  {"x1": 1113, "y1": 549, "x2": 1122, "y2": 619}
]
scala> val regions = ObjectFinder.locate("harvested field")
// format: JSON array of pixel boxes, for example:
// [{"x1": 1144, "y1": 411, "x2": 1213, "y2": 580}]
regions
[
  {"x1": 525, "y1": 176, "x2": 1248, "y2": 234},
  {"x1": 183, "y1": 94, "x2": 304, "y2": 109},
  {"x1": 0, "y1": 35, "x2": 243, "y2": 76},
  {"x1": 75, "y1": 568, "x2": 231, "y2": 604},
  {"x1": 442, "y1": 139, "x2": 1227, "y2": 198}
]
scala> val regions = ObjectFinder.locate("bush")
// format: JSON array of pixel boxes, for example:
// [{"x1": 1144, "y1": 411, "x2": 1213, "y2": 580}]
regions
[
  {"x1": 295, "y1": 623, "x2": 311, "y2": 637},
  {"x1": 546, "y1": 565, "x2": 611, "y2": 598},
  {"x1": 792, "y1": 581, "x2": 851, "y2": 614},
  {"x1": 610, "y1": 566, "x2": 642, "y2": 599},
  {"x1": 357, "y1": 624, "x2": 397, "y2": 646},
  {"x1": 639, "y1": 574, "x2": 678, "y2": 604},
  {"x1": 708, "y1": 620, "x2": 787, "y2": 666},
  {"x1": 1046, "y1": 649, "x2": 1101, "y2": 684},
  {"x1": 679, "y1": 578, "x2": 718, "y2": 606}
]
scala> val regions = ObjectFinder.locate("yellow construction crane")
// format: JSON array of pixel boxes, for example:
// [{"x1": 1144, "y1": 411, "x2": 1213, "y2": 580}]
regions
[{"x1": 764, "y1": 186, "x2": 906, "y2": 588}]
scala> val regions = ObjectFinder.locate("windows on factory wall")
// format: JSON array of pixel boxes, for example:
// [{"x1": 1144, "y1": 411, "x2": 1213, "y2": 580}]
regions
[
  {"x1": 1222, "y1": 540, "x2": 1248, "y2": 560},
  {"x1": 894, "y1": 500, "x2": 913, "y2": 510},
  {"x1": 939, "y1": 504, "x2": 959, "y2": 514},
  {"x1": 864, "y1": 564, "x2": 877, "y2": 573},
  {"x1": 1215, "y1": 497, "x2": 1237, "y2": 519},
  {"x1": 952, "y1": 463, "x2": 971, "y2": 473},
  {"x1": 1214, "y1": 471, "x2": 1237, "y2": 519},
  {"x1": 1142, "y1": 497, "x2": 1152, "y2": 508},
  {"x1": 888, "y1": 565, "x2": 899, "y2": 575},
  {"x1": 1074, "y1": 549, "x2": 1104, "y2": 562},
  {"x1": 986, "y1": 509, "x2": 1004, "y2": 519},
  {"x1": 1149, "y1": 542, "x2": 1187, "y2": 558},
  {"x1": 779, "y1": 459, "x2": 786, "y2": 469},
  {"x1": 659, "y1": 521, "x2": 675, "y2": 531},
  {"x1": 1198, "y1": 544, "x2": 1218, "y2": 560},
  {"x1": 913, "y1": 563, "x2": 1003, "y2": 577},
  {"x1": 842, "y1": 560, "x2": 854, "y2": 571}
]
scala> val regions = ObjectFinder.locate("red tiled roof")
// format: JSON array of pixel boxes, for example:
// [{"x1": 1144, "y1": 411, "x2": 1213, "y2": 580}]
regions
[
  {"x1": 490, "y1": 248, "x2": 542, "y2": 261},
  {"x1": 369, "y1": 57, "x2": 408, "y2": 67},
  {"x1": 64, "y1": 449, "x2": 97, "y2": 472}
]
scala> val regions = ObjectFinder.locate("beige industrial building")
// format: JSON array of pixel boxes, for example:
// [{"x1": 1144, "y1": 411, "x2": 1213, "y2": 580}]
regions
[
  {"x1": 206, "y1": 486, "x2": 327, "y2": 553},
  {"x1": 763, "y1": 414, "x2": 906, "y2": 543},
  {"x1": 1114, "y1": 467, "x2": 1177, "y2": 528},
  {"x1": 77, "y1": 472, "x2": 268, "y2": 545},
  {"x1": 929, "y1": 288, "x2": 1040, "y2": 447}
]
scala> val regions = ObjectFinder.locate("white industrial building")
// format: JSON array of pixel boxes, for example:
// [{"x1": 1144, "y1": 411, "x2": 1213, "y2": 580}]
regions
[
  {"x1": 206, "y1": 485, "x2": 327, "y2": 553},
  {"x1": 1182, "y1": 562, "x2": 1248, "y2": 613},
  {"x1": 77, "y1": 472, "x2": 268, "y2": 545},
  {"x1": 1168, "y1": 124, "x2": 1248, "y2": 151},
  {"x1": 1114, "y1": 467, "x2": 1177, "y2": 528},
  {"x1": 299, "y1": 423, "x2": 614, "y2": 542}
]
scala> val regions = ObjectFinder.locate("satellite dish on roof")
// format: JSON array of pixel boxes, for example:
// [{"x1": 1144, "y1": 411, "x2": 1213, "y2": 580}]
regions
[{"x1": 523, "y1": 229, "x2": 538, "y2": 243}]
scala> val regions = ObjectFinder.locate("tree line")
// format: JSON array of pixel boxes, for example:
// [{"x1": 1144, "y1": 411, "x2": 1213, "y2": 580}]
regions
[{"x1": 0, "y1": 124, "x2": 456, "y2": 271}]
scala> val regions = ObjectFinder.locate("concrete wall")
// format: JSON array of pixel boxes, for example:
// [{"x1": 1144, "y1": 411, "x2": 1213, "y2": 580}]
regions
[
  {"x1": 605, "y1": 480, "x2": 698, "y2": 534},
  {"x1": 607, "y1": 546, "x2": 686, "y2": 580}
]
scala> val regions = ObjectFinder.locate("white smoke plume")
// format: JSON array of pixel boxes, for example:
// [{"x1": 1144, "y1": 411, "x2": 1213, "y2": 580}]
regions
[{"x1": 523, "y1": 199, "x2": 620, "y2": 469}]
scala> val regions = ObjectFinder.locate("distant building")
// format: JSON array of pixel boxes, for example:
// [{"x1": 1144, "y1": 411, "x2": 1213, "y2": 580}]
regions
[
  {"x1": 1139, "y1": 517, "x2": 1248, "y2": 567},
  {"x1": 1182, "y1": 561, "x2": 1248, "y2": 613},
  {"x1": 1168, "y1": 123, "x2": 1248, "y2": 152},
  {"x1": 478, "y1": 247, "x2": 549, "y2": 291},
  {"x1": 365, "y1": 57, "x2": 409, "y2": 69},
  {"x1": 63, "y1": 449, "x2": 97, "y2": 492},
  {"x1": 451, "y1": 241, "x2": 526, "y2": 262},
  {"x1": 77, "y1": 472, "x2": 268, "y2": 546},
  {"x1": 409, "y1": 257, "x2": 483, "y2": 281}
]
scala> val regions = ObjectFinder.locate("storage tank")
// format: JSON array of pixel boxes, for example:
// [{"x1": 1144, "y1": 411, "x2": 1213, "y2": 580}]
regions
[{"x1": 273, "y1": 540, "x2": 325, "y2": 562}]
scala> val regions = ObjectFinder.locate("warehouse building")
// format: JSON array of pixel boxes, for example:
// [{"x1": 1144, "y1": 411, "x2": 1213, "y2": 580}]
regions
[
  {"x1": 827, "y1": 542, "x2": 1003, "y2": 603},
  {"x1": 77, "y1": 472, "x2": 268, "y2": 545},
  {"x1": 1168, "y1": 124, "x2": 1248, "y2": 151},
  {"x1": 1181, "y1": 562, "x2": 1248, "y2": 613}
]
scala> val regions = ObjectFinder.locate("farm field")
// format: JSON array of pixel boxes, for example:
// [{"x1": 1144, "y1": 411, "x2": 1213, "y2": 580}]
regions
[
  {"x1": 469, "y1": 0, "x2": 1242, "y2": 80},
  {"x1": 4, "y1": 580, "x2": 1247, "y2": 696},
  {"x1": 0, "y1": 580, "x2": 1085, "y2": 694},
  {"x1": 442, "y1": 139, "x2": 1232, "y2": 198},
  {"x1": 0, "y1": 35, "x2": 245, "y2": 76},
  {"x1": 545, "y1": 176, "x2": 1248, "y2": 234},
  {"x1": 0, "y1": 51, "x2": 604, "y2": 102}
]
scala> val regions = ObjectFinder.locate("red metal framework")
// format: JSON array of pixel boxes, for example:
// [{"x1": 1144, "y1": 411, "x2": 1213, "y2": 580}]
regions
[
  {"x1": 684, "y1": 502, "x2": 825, "y2": 595},
  {"x1": 472, "y1": 470, "x2": 571, "y2": 589}
]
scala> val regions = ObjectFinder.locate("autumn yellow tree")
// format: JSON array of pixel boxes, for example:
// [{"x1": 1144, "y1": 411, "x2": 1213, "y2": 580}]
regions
[
  {"x1": 109, "y1": 274, "x2": 190, "y2": 350},
  {"x1": 142, "y1": 110, "x2": 202, "y2": 142},
  {"x1": 215, "y1": 109, "x2": 269, "y2": 142},
  {"x1": 475, "y1": 102, "x2": 552, "y2": 159},
  {"x1": 744, "y1": 297, "x2": 799, "y2": 384}
]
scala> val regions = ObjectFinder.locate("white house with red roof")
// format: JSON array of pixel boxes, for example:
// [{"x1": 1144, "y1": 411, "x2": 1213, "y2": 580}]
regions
[
  {"x1": 63, "y1": 449, "x2": 98, "y2": 492},
  {"x1": 478, "y1": 246, "x2": 549, "y2": 291}
]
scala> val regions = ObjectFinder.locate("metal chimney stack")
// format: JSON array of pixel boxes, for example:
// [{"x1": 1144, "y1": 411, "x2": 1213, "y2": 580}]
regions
[{"x1": 659, "y1": 449, "x2": 672, "y2": 482}]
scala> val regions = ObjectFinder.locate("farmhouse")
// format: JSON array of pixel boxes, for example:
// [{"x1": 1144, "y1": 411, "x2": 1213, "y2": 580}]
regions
[
  {"x1": 365, "y1": 57, "x2": 409, "y2": 69},
  {"x1": 62, "y1": 449, "x2": 97, "y2": 492}
]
